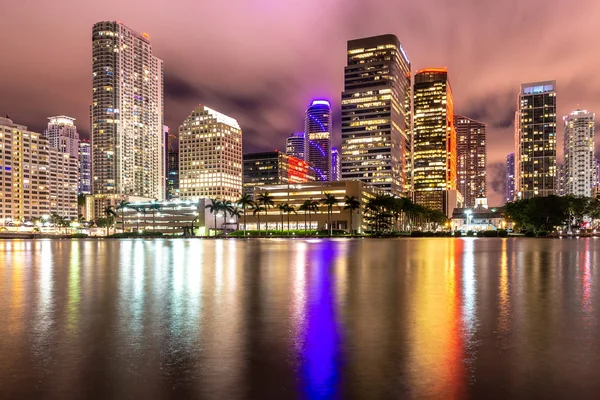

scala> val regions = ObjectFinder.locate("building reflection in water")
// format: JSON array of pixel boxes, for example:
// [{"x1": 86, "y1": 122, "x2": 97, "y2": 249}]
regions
[{"x1": 299, "y1": 241, "x2": 341, "y2": 399}]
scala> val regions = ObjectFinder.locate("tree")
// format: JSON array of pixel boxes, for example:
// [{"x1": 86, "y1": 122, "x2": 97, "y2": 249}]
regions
[
  {"x1": 103, "y1": 206, "x2": 117, "y2": 236},
  {"x1": 321, "y1": 192, "x2": 338, "y2": 236},
  {"x1": 116, "y1": 200, "x2": 130, "y2": 233},
  {"x1": 278, "y1": 203, "x2": 286, "y2": 233},
  {"x1": 205, "y1": 198, "x2": 222, "y2": 237},
  {"x1": 343, "y1": 195, "x2": 361, "y2": 235},
  {"x1": 228, "y1": 206, "x2": 243, "y2": 232},
  {"x1": 252, "y1": 204, "x2": 266, "y2": 236},
  {"x1": 257, "y1": 192, "x2": 274, "y2": 234},
  {"x1": 283, "y1": 203, "x2": 296, "y2": 235},
  {"x1": 237, "y1": 194, "x2": 255, "y2": 237},
  {"x1": 299, "y1": 200, "x2": 311, "y2": 235}
]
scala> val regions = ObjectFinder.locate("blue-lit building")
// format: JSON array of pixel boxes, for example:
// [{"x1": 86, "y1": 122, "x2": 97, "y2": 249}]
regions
[
  {"x1": 331, "y1": 147, "x2": 340, "y2": 181},
  {"x1": 305, "y1": 100, "x2": 332, "y2": 181}
]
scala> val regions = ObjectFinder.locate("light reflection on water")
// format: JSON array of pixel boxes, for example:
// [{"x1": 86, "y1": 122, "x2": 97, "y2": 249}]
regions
[{"x1": 1, "y1": 238, "x2": 600, "y2": 399}]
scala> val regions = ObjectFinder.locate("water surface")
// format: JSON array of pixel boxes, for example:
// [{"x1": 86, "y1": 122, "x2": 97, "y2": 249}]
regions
[{"x1": 0, "y1": 238, "x2": 598, "y2": 399}]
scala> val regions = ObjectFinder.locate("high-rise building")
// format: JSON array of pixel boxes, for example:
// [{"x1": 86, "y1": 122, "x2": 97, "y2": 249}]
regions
[
  {"x1": 506, "y1": 153, "x2": 515, "y2": 202},
  {"x1": 45, "y1": 116, "x2": 79, "y2": 158},
  {"x1": 78, "y1": 140, "x2": 92, "y2": 194},
  {"x1": 91, "y1": 21, "x2": 165, "y2": 208},
  {"x1": 0, "y1": 117, "x2": 50, "y2": 224},
  {"x1": 242, "y1": 151, "x2": 315, "y2": 194},
  {"x1": 556, "y1": 163, "x2": 566, "y2": 196},
  {"x1": 179, "y1": 105, "x2": 242, "y2": 201},
  {"x1": 305, "y1": 100, "x2": 332, "y2": 181},
  {"x1": 413, "y1": 68, "x2": 459, "y2": 216},
  {"x1": 166, "y1": 129, "x2": 179, "y2": 200},
  {"x1": 514, "y1": 81, "x2": 557, "y2": 199},
  {"x1": 455, "y1": 115, "x2": 487, "y2": 207},
  {"x1": 286, "y1": 132, "x2": 305, "y2": 160},
  {"x1": 48, "y1": 148, "x2": 79, "y2": 219},
  {"x1": 341, "y1": 34, "x2": 411, "y2": 195},
  {"x1": 331, "y1": 147, "x2": 340, "y2": 181},
  {"x1": 563, "y1": 109, "x2": 595, "y2": 197}
]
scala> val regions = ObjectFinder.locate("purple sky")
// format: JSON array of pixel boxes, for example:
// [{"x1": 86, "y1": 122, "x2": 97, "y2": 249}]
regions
[{"x1": 1, "y1": 0, "x2": 599, "y2": 205}]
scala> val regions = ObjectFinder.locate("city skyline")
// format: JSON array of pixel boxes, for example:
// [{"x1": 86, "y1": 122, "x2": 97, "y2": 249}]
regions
[{"x1": 2, "y1": 1, "x2": 600, "y2": 205}]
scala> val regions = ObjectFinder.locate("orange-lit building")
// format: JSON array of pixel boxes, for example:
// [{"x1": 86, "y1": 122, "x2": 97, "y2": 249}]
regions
[
  {"x1": 243, "y1": 151, "x2": 316, "y2": 195},
  {"x1": 413, "y1": 68, "x2": 461, "y2": 217}
]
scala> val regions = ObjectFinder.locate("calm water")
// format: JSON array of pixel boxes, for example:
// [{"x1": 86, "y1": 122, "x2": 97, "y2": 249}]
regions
[{"x1": 0, "y1": 238, "x2": 599, "y2": 399}]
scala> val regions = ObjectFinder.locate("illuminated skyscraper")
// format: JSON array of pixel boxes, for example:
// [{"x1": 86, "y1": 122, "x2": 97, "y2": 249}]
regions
[
  {"x1": 286, "y1": 132, "x2": 305, "y2": 160},
  {"x1": 179, "y1": 105, "x2": 242, "y2": 201},
  {"x1": 331, "y1": 147, "x2": 340, "y2": 181},
  {"x1": 45, "y1": 116, "x2": 79, "y2": 158},
  {"x1": 455, "y1": 115, "x2": 486, "y2": 207},
  {"x1": 91, "y1": 21, "x2": 165, "y2": 210},
  {"x1": 305, "y1": 100, "x2": 332, "y2": 181},
  {"x1": 341, "y1": 34, "x2": 411, "y2": 195},
  {"x1": 413, "y1": 68, "x2": 459, "y2": 216},
  {"x1": 563, "y1": 109, "x2": 595, "y2": 197},
  {"x1": 514, "y1": 81, "x2": 556, "y2": 199},
  {"x1": 506, "y1": 153, "x2": 515, "y2": 202},
  {"x1": 78, "y1": 140, "x2": 92, "y2": 194}
]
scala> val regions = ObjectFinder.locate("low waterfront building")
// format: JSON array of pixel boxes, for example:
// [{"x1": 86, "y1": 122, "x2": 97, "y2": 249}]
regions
[
  {"x1": 243, "y1": 181, "x2": 381, "y2": 233},
  {"x1": 450, "y1": 200, "x2": 509, "y2": 232},
  {"x1": 243, "y1": 151, "x2": 315, "y2": 195}
]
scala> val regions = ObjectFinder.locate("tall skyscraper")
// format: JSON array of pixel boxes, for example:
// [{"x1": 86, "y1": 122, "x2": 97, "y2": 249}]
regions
[
  {"x1": 455, "y1": 115, "x2": 487, "y2": 207},
  {"x1": 514, "y1": 81, "x2": 556, "y2": 199},
  {"x1": 305, "y1": 100, "x2": 332, "y2": 181},
  {"x1": 341, "y1": 34, "x2": 411, "y2": 195},
  {"x1": 179, "y1": 105, "x2": 242, "y2": 201},
  {"x1": 331, "y1": 147, "x2": 340, "y2": 181},
  {"x1": 78, "y1": 140, "x2": 92, "y2": 194},
  {"x1": 413, "y1": 68, "x2": 459, "y2": 216},
  {"x1": 91, "y1": 21, "x2": 165, "y2": 207},
  {"x1": 506, "y1": 153, "x2": 515, "y2": 202},
  {"x1": 48, "y1": 147, "x2": 79, "y2": 219},
  {"x1": 563, "y1": 109, "x2": 595, "y2": 197},
  {"x1": 166, "y1": 129, "x2": 179, "y2": 200},
  {"x1": 286, "y1": 132, "x2": 305, "y2": 160},
  {"x1": 45, "y1": 116, "x2": 79, "y2": 158}
]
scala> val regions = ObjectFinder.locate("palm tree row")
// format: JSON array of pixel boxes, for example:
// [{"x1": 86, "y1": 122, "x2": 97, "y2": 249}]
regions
[{"x1": 205, "y1": 198, "x2": 242, "y2": 236}]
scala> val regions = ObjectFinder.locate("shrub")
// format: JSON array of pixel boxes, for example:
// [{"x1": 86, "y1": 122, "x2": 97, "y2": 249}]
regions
[
  {"x1": 467, "y1": 230, "x2": 475, "y2": 237},
  {"x1": 454, "y1": 230, "x2": 462, "y2": 237},
  {"x1": 498, "y1": 229, "x2": 509, "y2": 237},
  {"x1": 524, "y1": 231, "x2": 536, "y2": 237},
  {"x1": 411, "y1": 231, "x2": 424, "y2": 237},
  {"x1": 536, "y1": 231, "x2": 549, "y2": 238},
  {"x1": 482, "y1": 230, "x2": 499, "y2": 237}
]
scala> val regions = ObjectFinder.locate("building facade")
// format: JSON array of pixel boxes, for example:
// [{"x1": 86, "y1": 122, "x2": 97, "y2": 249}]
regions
[
  {"x1": 166, "y1": 129, "x2": 179, "y2": 200},
  {"x1": 0, "y1": 117, "x2": 50, "y2": 225},
  {"x1": 331, "y1": 147, "x2": 340, "y2": 181},
  {"x1": 413, "y1": 68, "x2": 459, "y2": 217},
  {"x1": 305, "y1": 100, "x2": 332, "y2": 181},
  {"x1": 45, "y1": 116, "x2": 79, "y2": 158},
  {"x1": 91, "y1": 21, "x2": 165, "y2": 206},
  {"x1": 78, "y1": 140, "x2": 92, "y2": 194},
  {"x1": 179, "y1": 105, "x2": 242, "y2": 201},
  {"x1": 455, "y1": 115, "x2": 486, "y2": 207},
  {"x1": 341, "y1": 34, "x2": 411, "y2": 195},
  {"x1": 286, "y1": 132, "x2": 305, "y2": 160},
  {"x1": 243, "y1": 151, "x2": 315, "y2": 194},
  {"x1": 506, "y1": 153, "x2": 515, "y2": 202},
  {"x1": 245, "y1": 181, "x2": 380, "y2": 233},
  {"x1": 514, "y1": 81, "x2": 557, "y2": 199},
  {"x1": 48, "y1": 148, "x2": 79, "y2": 219},
  {"x1": 563, "y1": 109, "x2": 595, "y2": 197}
]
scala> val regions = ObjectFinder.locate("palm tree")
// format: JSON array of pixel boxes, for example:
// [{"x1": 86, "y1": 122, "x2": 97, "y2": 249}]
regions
[
  {"x1": 253, "y1": 204, "x2": 266, "y2": 236},
  {"x1": 205, "y1": 198, "x2": 222, "y2": 237},
  {"x1": 343, "y1": 195, "x2": 361, "y2": 236},
  {"x1": 299, "y1": 200, "x2": 311, "y2": 235},
  {"x1": 321, "y1": 192, "x2": 338, "y2": 236},
  {"x1": 278, "y1": 203, "x2": 286, "y2": 234},
  {"x1": 228, "y1": 206, "x2": 243, "y2": 232},
  {"x1": 103, "y1": 205, "x2": 117, "y2": 236},
  {"x1": 237, "y1": 194, "x2": 255, "y2": 237},
  {"x1": 116, "y1": 200, "x2": 130, "y2": 233},
  {"x1": 284, "y1": 204, "x2": 296, "y2": 235},
  {"x1": 257, "y1": 192, "x2": 274, "y2": 235},
  {"x1": 221, "y1": 200, "x2": 234, "y2": 232},
  {"x1": 307, "y1": 199, "x2": 320, "y2": 235}
]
